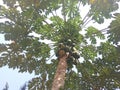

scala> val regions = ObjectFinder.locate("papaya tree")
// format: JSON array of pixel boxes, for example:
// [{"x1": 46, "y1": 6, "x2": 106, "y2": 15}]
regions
[{"x1": 0, "y1": 0, "x2": 120, "y2": 90}]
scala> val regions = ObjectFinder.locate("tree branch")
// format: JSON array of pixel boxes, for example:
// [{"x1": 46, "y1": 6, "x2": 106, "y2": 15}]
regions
[
  {"x1": 82, "y1": 11, "x2": 91, "y2": 23},
  {"x1": 62, "y1": 0, "x2": 66, "y2": 22}
]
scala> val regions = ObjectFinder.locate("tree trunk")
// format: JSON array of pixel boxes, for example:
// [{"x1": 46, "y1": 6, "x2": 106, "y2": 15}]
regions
[{"x1": 51, "y1": 54, "x2": 68, "y2": 90}]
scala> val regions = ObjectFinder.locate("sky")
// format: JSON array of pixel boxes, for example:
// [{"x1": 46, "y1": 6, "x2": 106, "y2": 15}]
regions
[
  {"x1": 0, "y1": 66, "x2": 35, "y2": 90},
  {"x1": 0, "y1": 0, "x2": 120, "y2": 90}
]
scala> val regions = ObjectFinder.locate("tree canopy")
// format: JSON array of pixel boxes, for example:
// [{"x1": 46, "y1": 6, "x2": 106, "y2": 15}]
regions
[{"x1": 0, "y1": 0, "x2": 120, "y2": 89}]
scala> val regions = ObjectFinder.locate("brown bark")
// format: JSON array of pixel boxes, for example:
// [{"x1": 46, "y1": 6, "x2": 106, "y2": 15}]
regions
[{"x1": 51, "y1": 54, "x2": 68, "y2": 90}]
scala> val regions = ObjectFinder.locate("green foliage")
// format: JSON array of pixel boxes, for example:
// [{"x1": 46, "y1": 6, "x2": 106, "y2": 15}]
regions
[
  {"x1": 80, "y1": 0, "x2": 119, "y2": 23},
  {"x1": 108, "y1": 13, "x2": 120, "y2": 44},
  {"x1": 89, "y1": 0, "x2": 119, "y2": 23},
  {"x1": 85, "y1": 26, "x2": 105, "y2": 44},
  {"x1": 61, "y1": 0, "x2": 79, "y2": 19},
  {"x1": 81, "y1": 45, "x2": 97, "y2": 60},
  {"x1": 98, "y1": 42, "x2": 117, "y2": 57},
  {"x1": 0, "y1": 0, "x2": 120, "y2": 89}
]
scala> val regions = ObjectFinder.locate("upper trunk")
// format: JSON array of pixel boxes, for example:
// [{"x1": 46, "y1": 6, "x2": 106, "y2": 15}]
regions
[{"x1": 51, "y1": 54, "x2": 68, "y2": 90}]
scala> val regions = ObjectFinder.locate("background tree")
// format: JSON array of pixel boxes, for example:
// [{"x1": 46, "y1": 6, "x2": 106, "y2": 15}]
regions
[
  {"x1": 2, "y1": 83, "x2": 9, "y2": 90},
  {"x1": 2, "y1": 82, "x2": 27, "y2": 90},
  {"x1": 0, "y1": 0, "x2": 120, "y2": 89},
  {"x1": 20, "y1": 83, "x2": 27, "y2": 90}
]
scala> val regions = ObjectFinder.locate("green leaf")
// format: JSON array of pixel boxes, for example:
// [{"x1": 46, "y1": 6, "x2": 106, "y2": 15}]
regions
[{"x1": 85, "y1": 26, "x2": 105, "y2": 44}]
